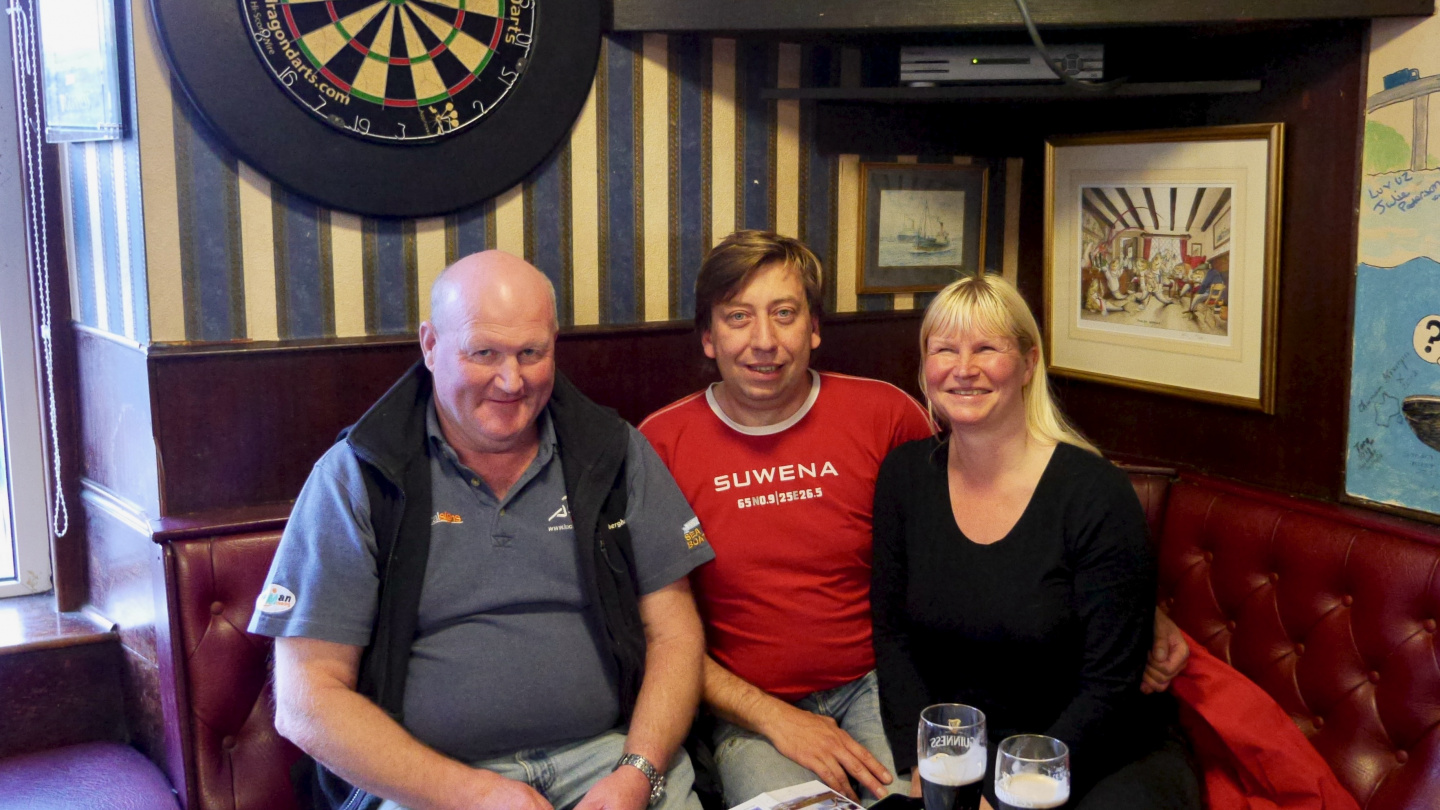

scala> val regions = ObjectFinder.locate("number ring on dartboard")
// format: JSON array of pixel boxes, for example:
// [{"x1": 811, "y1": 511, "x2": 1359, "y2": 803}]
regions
[
  {"x1": 243, "y1": 0, "x2": 535, "y2": 143},
  {"x1": 149, "y1": 0, "x2": 598, "y2": 217}
]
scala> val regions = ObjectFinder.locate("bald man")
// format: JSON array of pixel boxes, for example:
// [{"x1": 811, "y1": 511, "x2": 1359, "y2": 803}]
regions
[{"x1": 250, "y1": 251, "x2": 713, "y2": 810}]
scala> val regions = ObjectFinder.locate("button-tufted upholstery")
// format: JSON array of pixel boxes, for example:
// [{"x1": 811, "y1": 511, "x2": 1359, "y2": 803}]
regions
[
  {"x1": 160, "y1": 472, "x2": 1440, "y2": 810},
  {"x1": 1156, "y1": 474, "x2": 1440, "y2": 810},
  {"x1": 168, "y1": 531, "x2": 301, "y2": 810}
]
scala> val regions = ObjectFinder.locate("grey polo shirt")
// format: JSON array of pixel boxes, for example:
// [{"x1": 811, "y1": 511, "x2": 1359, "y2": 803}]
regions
[{"x1": 250, "y1": 404, "x2": 713, "y2": 762}]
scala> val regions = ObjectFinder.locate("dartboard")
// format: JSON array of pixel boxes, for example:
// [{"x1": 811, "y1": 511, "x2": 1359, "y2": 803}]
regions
[
  {"x1": 150, "y1": 0, "x2": 597, "y2": 217},
  {"x1": 240, "y1": 0, "x2": 534, "y2": 143}
]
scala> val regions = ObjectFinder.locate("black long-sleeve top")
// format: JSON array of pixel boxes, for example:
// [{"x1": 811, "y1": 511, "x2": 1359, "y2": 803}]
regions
[{"x1": 871, "y1": 438, "x2": 1163, "y2": 798}]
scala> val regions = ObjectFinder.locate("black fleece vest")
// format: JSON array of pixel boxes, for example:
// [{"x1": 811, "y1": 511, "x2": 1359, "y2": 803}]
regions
[{"x1": 296, "y1": 363, "x2": 647, "y2": 810}]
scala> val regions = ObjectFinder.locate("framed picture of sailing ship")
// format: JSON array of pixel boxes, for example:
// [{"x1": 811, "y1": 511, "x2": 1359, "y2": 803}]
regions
[
  {"x1": 1044, "y1": 124, "x2": 1284, "y2": 412},
  {"x1": 857, "y1": 162, "x2": 990, "y2": 293}
]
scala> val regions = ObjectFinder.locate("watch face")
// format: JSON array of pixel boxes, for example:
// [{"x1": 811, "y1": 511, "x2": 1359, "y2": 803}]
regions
[{"x1": 241, "y1": 0, "x2": 535, "y2": 143}]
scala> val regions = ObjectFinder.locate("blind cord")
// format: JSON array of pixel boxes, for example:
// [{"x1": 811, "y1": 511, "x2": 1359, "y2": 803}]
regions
[{"x1": 6, "y1": 0, "x2": 69, "y2": 539}]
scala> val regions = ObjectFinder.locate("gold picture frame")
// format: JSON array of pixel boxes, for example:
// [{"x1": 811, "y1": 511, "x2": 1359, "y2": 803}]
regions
[
  {"x1": 1044, "y1": 124, "x2": 1284, "y2": 413},
  {"x1": 857, "y1": 162, "x2": 990, "y2": 294}
]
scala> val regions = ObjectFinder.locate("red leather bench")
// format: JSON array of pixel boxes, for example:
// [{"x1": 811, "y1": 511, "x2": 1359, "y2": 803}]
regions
[
  {"x1": 1152, "y1": 474, "x2": 1440, "y2": 809},
  {"x1": 166, "y1": 531, "x2": 302, "y2": 810},
  {"x1": 158, "y1": 470, "x2": 1440, "y2": 810}
]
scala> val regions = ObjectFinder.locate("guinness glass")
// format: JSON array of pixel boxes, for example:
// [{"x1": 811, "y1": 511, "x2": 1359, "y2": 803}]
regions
[
  {"x1": 917, "y1": 704, "x2": 986, "y2": 810},
  {"x1": 994, "y1": 734, "x2": 1069, "y2": 810}
]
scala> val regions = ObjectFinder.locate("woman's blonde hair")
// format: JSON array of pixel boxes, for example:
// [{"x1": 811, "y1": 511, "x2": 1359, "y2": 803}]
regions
[{"x1": 918, "y1": 273, "x2": 1099, "y2": 455}]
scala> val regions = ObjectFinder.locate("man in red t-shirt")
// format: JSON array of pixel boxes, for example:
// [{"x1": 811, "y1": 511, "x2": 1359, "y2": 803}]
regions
[
  {"x1": 641, "y1": 231, "x2": 1188, "y2": 807},
  {"x1": 641, "y1": 232, "x2": 929, "y2": 806}
]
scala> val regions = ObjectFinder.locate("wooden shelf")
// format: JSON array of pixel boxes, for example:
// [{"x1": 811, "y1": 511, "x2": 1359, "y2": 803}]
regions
[
  {"x1": 0, "y1": 594, "x2": 114, "y2": 655},
  {"x1": 613, "y1": 0, "x2": 1433, "y2": 33},
  {"x1": 761, "y1": 80, "x2": 1263, "y2": 102}
]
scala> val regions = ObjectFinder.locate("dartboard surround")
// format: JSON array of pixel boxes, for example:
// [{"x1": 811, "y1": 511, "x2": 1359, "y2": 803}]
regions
[{"x1": 152, "y1": 0, "x2": 597, "y2": 216}]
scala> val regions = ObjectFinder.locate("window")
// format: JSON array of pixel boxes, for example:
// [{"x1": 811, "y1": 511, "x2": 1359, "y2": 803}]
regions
[{"x1": 0, "y1": 12, "x2": 55, "y2": 598}]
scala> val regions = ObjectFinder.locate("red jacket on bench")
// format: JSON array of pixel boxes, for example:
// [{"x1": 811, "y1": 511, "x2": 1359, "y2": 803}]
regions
[{"x1": 1171, "y1": 629, "x2": 1359, "y2": 810}]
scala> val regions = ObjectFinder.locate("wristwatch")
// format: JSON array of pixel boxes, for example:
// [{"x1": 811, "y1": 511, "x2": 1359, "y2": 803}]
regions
[{"x1": 615, "y1": 753, "x2": 666, "y2": 807}]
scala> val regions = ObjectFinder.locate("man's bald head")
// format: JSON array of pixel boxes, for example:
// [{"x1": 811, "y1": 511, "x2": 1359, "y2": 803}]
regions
[
  {"x1": 428, "y1": 250, "x2": 558, "y2": 336},
  {"x1": 419, "y1": 251, "x2": 559, "y2": 458}
]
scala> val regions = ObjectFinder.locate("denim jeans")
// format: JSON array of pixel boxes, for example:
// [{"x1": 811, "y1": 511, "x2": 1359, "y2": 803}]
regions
[
  {"x1": 377, "y1": 729, "x2": 702, "y2": 810},
  {"x1": 712, "y1": 671, "x2": 908, "y2": 808}
]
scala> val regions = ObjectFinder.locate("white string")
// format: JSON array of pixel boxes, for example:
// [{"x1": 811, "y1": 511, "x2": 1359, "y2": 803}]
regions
[{"x1": 7, "y1": 0, "x2": 68, "y2": 538}]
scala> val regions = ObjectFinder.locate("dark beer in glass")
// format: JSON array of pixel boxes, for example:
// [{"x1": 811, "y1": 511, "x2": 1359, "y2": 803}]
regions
[{"x1": 917, "y1": 704, "x2": 986, "y2": 810}]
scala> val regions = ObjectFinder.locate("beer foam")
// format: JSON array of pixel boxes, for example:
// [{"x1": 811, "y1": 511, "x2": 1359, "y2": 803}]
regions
[
  {"x1": 918, "y1": 750, "x2": 986, "y2": 786},
  {"x1": 996, "y1": 773, "x2": 1069, "y2": 809}
]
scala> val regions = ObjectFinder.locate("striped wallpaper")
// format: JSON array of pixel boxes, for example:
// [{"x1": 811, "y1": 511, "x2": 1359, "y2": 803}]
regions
[
  {"x1": 59, "y1": 0, "x2": 149, "y2": 345},
  {"x1": 64, "y1": 7, "x2": 1020, "y2": 344}
]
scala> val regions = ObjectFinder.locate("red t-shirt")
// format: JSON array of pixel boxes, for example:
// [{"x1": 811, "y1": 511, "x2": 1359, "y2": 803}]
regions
[{"x1": 640, "y1": 371, "x2": 933, "y2": 700}]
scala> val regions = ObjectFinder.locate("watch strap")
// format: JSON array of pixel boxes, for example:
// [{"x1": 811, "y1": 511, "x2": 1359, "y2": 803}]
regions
[{"x1": 615, "y1": 753, "x2": 666, "y2": 806}]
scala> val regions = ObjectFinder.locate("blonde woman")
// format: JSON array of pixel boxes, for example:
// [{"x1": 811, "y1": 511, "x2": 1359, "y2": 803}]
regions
[{"x1": 871, "y1": 273, "x2": 1200, "y2": 809}]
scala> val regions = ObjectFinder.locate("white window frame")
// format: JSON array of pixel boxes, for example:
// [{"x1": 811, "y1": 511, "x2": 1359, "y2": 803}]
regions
[{"x1": 0, "y1": 9, "x2": 55, "y2": 598}]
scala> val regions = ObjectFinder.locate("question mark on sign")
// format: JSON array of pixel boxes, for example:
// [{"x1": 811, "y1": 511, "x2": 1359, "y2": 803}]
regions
[{"x1": 1415, "y1": 316, "x2": 1440, "y2": 363}]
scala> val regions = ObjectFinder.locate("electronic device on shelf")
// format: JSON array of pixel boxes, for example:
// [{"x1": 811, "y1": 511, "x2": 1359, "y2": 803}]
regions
[{"x1": 900, "y1": 45, "x2": 1104, "y2": 85}]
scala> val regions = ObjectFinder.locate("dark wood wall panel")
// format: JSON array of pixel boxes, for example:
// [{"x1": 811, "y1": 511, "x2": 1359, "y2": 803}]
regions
[
  {"x1": 79, "y1": 483, "x2": 168, "y2": 767},
  {"x1": 556, "y1": 323, "x2": 708, "y2": 425},
  {"x1": 46, "y1": 152, "x2": 85, "y2": 609},
  {"x1": 817, "y1": 22, "x2": 1365, "y2": 501},
  {"x1": 119, "y1": 642, "x2": 168, "y2": 782},
  {"x1": 148, "y1": 340, "x2": 420, "y2": 515},
  {"x1": 0, "y1": 641, "x2": 128, "y2": 758},
  {"x1": 810, "y1": 312, "x2": 925, "y2": 399},
  {"x1": 75, "y1": 328, "x2": 160, "y2": 518},
  {"x1": 82, "y1": 485, "x2": 158, "y2": 660},
  {"x1": 145, "y1": 313, "x2": 924, "y2": 517},
  {"x1": 151, "y1": 546, "x2": 191, "y2": 802}
]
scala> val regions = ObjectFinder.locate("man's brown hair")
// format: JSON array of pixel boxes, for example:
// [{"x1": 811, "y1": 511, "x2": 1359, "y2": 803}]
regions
[{"x1": 694, "y1": 230, "x2": 825, "y2": 331}]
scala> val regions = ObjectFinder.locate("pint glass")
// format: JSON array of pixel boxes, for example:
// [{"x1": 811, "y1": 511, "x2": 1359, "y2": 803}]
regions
[
  {"x1": 994, "y1": 734, "x2": 1070, "y2": 810},
  {"x1": 917, "y1": 704, "x2": 986, "y2": 810}
]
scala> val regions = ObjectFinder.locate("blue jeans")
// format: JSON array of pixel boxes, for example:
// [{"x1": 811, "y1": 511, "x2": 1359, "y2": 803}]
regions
[
  {"x1": 377, "y1": 729, "x2": 701, "y2": 810},
  {"x1": 712, "y1": 671, "x2": 908, "y2": 808}
]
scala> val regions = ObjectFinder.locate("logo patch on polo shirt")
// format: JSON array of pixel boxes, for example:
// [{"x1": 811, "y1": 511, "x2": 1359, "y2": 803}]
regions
[
  {"x1": 257, "y1": 584, "x2": 296, "y2": 614},
  {"x1": 683, "y1": 516, "x2": 708, "y2": 549},
  {"x1": 431, "y1": 511, "x2": 463, "y2": 525},
  {"x1": 548, "y1": 497, "x2": 574, "y2": 532}
]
